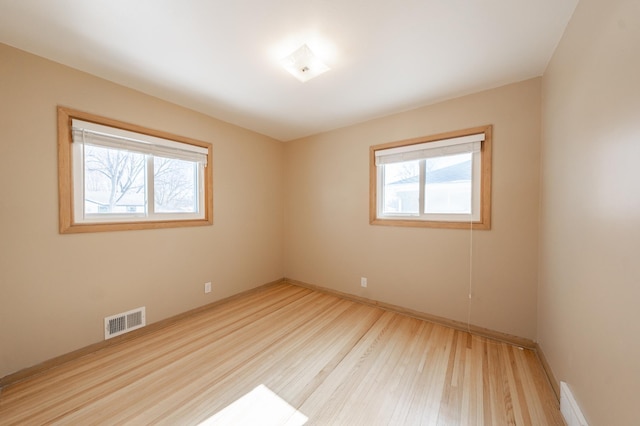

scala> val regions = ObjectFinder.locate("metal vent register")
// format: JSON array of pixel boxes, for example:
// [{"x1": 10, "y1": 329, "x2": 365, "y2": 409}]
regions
[{"x1": 104, "y1": 307, "x2": 146, "y2": 339}]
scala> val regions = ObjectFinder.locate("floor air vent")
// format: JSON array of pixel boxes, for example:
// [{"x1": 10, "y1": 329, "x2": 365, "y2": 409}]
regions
[{"x1": 104, "y1": 307, "x2": 146, "y2": 340}]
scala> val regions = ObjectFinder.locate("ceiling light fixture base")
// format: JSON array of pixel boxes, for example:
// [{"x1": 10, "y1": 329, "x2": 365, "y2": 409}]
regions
[{"x1": 280, "y1": 44, "x2": 330, "y2": 83}]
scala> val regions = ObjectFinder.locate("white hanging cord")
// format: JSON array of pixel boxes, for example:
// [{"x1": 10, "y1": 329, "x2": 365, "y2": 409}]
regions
[
  {"x1": 467, "y1": 215, "x2": 473, "y2": 334},
  {"x1": 466, "y1": 157, "x2": 474, "y2": 334}
]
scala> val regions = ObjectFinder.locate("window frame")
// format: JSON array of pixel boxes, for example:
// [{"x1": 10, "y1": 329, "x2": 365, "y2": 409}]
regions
[
  {"x1": 58, "y1": 107, "x2": 213, "y2": 234},
  {"x1": 369, "y1": 125, "x2": 492, "y2": 230}
]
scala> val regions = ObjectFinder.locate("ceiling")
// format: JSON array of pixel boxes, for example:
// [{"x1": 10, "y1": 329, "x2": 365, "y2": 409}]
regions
[{"x1": 0, "y1": 0, "x2": 578, "y2": 141}]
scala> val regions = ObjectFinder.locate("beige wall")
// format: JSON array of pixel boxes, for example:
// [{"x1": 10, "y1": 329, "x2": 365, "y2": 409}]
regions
[
  {"x1": 539, "y1": 0, "x2": 640, "y2": 424},
  {"x1": 284, "y1": 79, "x2": 542, "y2": 340},
  {"x1": 0, "y1": 43, "x2": 284, "y2": 378}
]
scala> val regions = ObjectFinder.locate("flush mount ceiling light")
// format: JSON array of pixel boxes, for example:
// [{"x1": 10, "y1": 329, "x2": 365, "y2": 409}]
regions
[{"x1": 280, "y1": 44, "x2": 330, "y2": 83}]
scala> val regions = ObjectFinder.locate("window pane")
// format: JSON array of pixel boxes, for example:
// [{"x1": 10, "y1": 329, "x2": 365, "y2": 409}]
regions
[
  {"x1": 383, "y1": 160, "x2": 420, "y2": 214},
  {"x1": 154, "y1": 157, "x2": 198, "y2": 213},
  {"x1": 84, "y1": 145, "x2": 146, "y2": 215},
  {"x1": 424, "y1": 152, "x2": 472, "y2": 214}
]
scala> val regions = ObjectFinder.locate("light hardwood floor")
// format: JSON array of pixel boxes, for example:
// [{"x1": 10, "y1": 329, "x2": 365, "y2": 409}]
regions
[{"x1": 0, "y1": 283, "x2": 563, "y2": 425}]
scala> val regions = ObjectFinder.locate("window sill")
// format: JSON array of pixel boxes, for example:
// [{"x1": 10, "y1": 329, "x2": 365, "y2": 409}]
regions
[{"x1": 370, "y1": 217, "x2": 490, "y2": 230}]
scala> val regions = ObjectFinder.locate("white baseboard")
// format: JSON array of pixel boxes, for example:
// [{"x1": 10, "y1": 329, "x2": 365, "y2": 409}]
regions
[{"x1": 560, "y1": 381, "x2": 588, "y2": 426}]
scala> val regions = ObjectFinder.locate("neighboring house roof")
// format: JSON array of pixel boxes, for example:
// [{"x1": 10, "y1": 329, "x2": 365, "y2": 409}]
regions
[{"x1": 390, "y1": 160, "x2": 471, "y2": 185}]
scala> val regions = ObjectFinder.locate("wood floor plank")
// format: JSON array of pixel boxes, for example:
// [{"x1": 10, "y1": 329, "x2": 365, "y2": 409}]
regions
[
  {"x1": 0, "y1": 282, "x2": 563, "y2": 425},
  {"x1": 143, "y1": 298, "x2": 373, "y2": 424}
]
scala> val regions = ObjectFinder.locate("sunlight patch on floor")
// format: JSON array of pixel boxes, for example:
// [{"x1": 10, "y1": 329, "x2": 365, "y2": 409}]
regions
[{"x1": 199, "y1": 384, "x2": 308, "y2": 426}]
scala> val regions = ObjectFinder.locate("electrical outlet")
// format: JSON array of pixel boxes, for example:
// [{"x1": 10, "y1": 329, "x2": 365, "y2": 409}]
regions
[
  {"x1": 204, "y1": 282, "x2": 212, "y2": 293},
  {"x1": 360, "y1": 277, "x2": 367, "y2": 288}
]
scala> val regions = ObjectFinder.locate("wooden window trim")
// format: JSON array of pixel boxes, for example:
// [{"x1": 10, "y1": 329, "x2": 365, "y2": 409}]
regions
[
  {"x1": 58, "y1": 106, "x2": 213, "y2": 234},
  {"x1": 369, "y1": 125, "x2": 492, "y2": 230}
]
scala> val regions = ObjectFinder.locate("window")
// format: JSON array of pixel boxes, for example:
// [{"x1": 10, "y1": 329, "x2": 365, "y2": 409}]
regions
[
  {"x1": 370, "y1": 126, "x2": 492, "y2": 229},
  {"x1": 58, "y1": 107, "x2": 213, "y2": 233}
]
